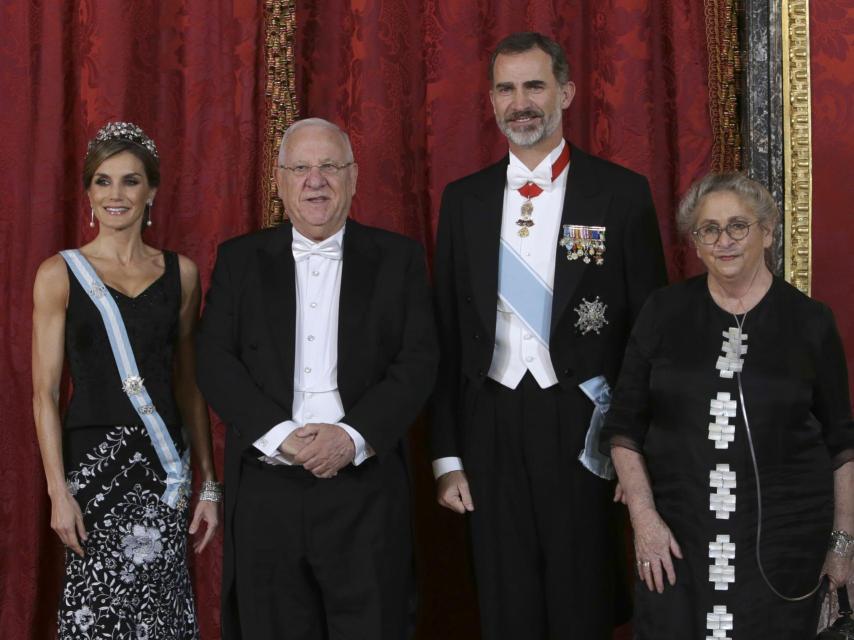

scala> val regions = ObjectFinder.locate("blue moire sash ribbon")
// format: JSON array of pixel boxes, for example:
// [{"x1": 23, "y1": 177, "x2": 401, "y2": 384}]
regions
[
  {"x1": 497, "y1": 239, "x2": 552, "y2": 346},
  {"x1": 578, "y1": 375, "x2": 616, "y2": 480},
  {"x1": 60, "y1": 250, "x2": 190, "y2": 508}
]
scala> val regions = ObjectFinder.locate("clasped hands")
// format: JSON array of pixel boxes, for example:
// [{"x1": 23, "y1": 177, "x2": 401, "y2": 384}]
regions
[{"x1": 278, "y1": 423, "x2": 355, "y2": 478}]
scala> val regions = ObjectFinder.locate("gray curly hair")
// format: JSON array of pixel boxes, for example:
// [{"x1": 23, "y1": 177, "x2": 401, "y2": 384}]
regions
[{"x1": 676, "y1": 172, "x2": 780, "y2": 236}]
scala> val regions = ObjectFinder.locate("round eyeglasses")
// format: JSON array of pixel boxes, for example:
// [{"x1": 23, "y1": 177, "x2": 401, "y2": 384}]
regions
[
  {"x1": 279, "y1": 161, "x2": 354, "y2": 177},
  {"x1": 692, "y1": 220, "x2": 758, "y2": 245}
]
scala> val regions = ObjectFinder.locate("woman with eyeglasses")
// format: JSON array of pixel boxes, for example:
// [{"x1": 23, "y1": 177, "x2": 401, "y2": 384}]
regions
[{"x1": 601, "y1": 173, "x2": 854, "y2": 639}]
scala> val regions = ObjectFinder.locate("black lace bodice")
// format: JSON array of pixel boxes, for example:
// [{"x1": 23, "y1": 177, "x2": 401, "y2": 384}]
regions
[{"x1": 63, "y1": 251, "x2": 182, "y2": 440}]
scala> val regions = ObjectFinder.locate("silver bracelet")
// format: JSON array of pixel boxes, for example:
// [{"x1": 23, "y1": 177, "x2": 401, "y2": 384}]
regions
[
  {"x1": 198, "y1": 480, "x2": 223, "y2": 503},
  {"x1": 829, "y1": 530, "x2": 854, "y2": 557}
]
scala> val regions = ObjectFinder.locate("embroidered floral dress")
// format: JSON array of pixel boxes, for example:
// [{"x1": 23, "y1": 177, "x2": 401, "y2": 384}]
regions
[
  {"x1": 601, "y1": 275, "x2": 854, "y2": 640},
  {"x1": 59, "y1": 251, "x2": 198, "y2": 639}
]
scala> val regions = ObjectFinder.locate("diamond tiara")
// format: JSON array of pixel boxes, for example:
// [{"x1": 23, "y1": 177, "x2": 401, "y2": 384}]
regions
[{"x1": 87, "y1": 121, "x2": 159, "y2": 159}]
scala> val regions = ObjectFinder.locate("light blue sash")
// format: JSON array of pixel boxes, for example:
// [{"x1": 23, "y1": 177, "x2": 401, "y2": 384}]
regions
[
  {"x1": 578, "y1": 375, "x2": 616, "y2": 480},
  {"x1": 60, "y1": 250, "x2": 190, "y2": 508},
  {"x1": 497, "y1": 239, "x2": 552, "y2": 346}
]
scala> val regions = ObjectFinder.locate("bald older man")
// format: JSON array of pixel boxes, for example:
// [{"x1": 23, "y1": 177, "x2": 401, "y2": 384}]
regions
[{"x1": 197, "y1": 118, "x2": 437, "y2": 640}]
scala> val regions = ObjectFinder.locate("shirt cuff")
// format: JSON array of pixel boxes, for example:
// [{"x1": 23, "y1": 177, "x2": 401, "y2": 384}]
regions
[
  {"x1": 335, "y1": 422, "x2": 373, "y2": 466},
  {"x1": 254, "y1": 420, "x2": 300, "y2": 459},
  {"x1": 432, "y1": 456, "x2": 464, "y2": 479}
]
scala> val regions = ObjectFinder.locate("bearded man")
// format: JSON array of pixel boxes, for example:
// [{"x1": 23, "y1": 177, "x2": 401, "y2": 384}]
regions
[{"x1": 430, "y1": 31, "x2": 667, "y2": 639}]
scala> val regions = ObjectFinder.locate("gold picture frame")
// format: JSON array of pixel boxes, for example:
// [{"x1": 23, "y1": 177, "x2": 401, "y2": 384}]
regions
[{"x1": 782, "y1": 0, "x2": 812, "y2": 294}]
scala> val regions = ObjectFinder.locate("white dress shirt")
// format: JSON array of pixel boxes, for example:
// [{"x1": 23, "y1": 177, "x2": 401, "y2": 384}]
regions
[
  {"x1": 433, "y1": 140, "x2": 569, "y2": 479},
  {"x1": 253, "y1": 224, "x2": 371, "y2": 466}
]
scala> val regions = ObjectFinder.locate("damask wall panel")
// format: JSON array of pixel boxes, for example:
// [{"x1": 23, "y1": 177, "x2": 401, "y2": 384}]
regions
[{"x1": 810, "y1": 1, "x2": 854, "y2": 393}]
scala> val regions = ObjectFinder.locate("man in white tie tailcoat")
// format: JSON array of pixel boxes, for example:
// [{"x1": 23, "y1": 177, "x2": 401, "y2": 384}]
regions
[
  {"x1": 430, "y1": 32, "x2": 667, "y2": 639},
  {"x1": 197, "y1": 118, "x2": 437, "y2": 640}
]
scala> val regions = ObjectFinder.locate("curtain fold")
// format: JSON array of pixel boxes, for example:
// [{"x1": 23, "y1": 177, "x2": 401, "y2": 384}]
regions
[
  {"x1": 262, "y1": 0, "x2": 299, "y2": 227},
  {"x1": 705, "y1": 0, "x2": 743, "y2": 172}
]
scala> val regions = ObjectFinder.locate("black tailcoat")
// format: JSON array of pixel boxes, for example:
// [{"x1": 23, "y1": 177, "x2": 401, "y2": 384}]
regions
[
  {"x1": 430, "y1": 144, "x2": 667, "y2": 634},
  {"x1": 197, "y1": 220, "x2": 438, "y2": 639},
  {"x1": 431, "y1": 144, "x2": 667, "y2": 458}
]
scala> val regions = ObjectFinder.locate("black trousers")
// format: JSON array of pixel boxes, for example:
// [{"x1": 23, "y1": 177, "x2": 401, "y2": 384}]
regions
[
  {"x1": 464, "y1": 375, "x2": 620, "y2": 640},
  {"x1": 233, "y1": 455, "x2": 413, "y2": 640}
]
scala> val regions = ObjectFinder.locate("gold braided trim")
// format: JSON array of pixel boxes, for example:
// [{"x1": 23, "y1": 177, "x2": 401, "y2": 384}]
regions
[
  {"x1": 704, "y1": 0, "x2": 743, "y2": 173},
  {"x1": 262, "y1": 0, "x2": 299, "y2": 228},
  {"x1": 782, "y1": 0, "x2": 812, "y2": 294}
]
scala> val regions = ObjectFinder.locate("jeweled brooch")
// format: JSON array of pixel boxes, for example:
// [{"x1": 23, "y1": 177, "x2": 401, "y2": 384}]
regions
[
  {"x1": 122, "y1": 375, "x2": 145, "y2": 396},
  {"x1": 138, "y1": 404, "x2": 156, "y2": 416},
  {"x1": 89, "y1": 282, "x2": 108, "y2": 299},
  {"x1": 559, "y1": 224, "x2": 606, "y2": 264},
  {"x1": 574, "y1": 297, "x2": 609, "y2": 335}
]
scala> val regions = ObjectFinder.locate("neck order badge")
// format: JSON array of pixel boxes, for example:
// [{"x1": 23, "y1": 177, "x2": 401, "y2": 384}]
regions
[{"x1": 514, "y1": 144, "x2": 571, "y2": 238}]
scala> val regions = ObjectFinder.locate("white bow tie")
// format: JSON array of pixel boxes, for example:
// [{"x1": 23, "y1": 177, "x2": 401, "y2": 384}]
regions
[
  {"x1": 506, "y1": 163, "x2": 553, "y2": 191},
  {"x1": 292, "y1": 237, "x2": 342, "y2": 262}
]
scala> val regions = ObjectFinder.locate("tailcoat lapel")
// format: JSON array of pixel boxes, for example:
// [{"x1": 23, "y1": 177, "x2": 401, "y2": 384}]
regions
[
  {"x1": 462, "y1": 159, "x2": 506, "y2": 341},
  {"x1": 337, "y1": 220, "x2": 379, "y2": 388},
  {"x1": 551, "y1": 146, "x2": 611, "y2": 333},
  {"x1": 258, "y1": 224, "x2": 297, "y2": 400}
]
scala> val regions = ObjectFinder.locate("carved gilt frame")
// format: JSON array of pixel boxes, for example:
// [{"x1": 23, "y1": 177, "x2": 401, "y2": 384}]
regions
[{"x1": 782, "y1": 0, "x2": 812, "y2": 294}]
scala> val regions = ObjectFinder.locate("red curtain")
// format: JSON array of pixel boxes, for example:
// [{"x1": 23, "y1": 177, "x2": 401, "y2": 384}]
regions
[
  {"x1": 295, "y1": 2, "x2": 712, "y2": 638},
  {"x1": 1, "y1": 2, "x2": 712, "y2": 639},
  {"x1": 0, "y1": 2, "x2": 266, "y2": 638},
  {"x1": 811, "y1": 1, "x2": 854, "y2": 391},
  {"x1": 295, "y1": 0, "x2": 712, "y2": 278}
]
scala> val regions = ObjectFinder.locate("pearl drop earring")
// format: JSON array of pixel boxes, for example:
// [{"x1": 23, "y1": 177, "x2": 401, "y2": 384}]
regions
[{"x1": 89, "y1": 207, "x2": 95, "y2": 228}]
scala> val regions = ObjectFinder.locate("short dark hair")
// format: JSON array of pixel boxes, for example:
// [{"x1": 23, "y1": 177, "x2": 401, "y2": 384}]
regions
[
  {"x1": 82, "y1": 139, "x2": 160, "y2": 190},
  {"x1": 489, "y1": 32, "x2": 571, "y2": 85}
]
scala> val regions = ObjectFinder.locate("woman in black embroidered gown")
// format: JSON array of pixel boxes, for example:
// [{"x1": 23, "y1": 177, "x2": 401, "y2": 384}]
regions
[
  {"x1": 601, "y1": 173, "x2": 854, "y2": 639},
  {"x1": 32, "y1": 123, "x2": 220, "y2": 639}
]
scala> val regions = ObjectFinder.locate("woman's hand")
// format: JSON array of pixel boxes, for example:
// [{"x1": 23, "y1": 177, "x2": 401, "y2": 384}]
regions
[
  {"x1": 613, "y1": 482, "x2": 627, "y2": 504},
  {"x1": 631, "y1": 506, "x2": 683, "y2": 593},
  {"x1": 51, "y1": 490, "x2": 87, "y2": 557},
  {"x1": 189, "y1": 499, "x2": 220, "y2": 554},
  {"x1": 821, "y1": 550, "x2": 854, "y2": 591}
]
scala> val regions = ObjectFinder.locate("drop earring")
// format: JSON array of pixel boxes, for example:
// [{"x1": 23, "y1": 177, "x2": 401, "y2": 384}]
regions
[
  {"x1": 146, "y1": 201, "x2": 153, "y2": 227},
  {"x1": 89, "y1": 207, "x2": 95, "y2": 228}
]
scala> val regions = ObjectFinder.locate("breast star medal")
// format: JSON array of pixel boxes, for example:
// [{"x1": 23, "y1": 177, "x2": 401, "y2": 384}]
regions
[{"x1": 574, "y1": 296, "x2": 609, "y2": 335}]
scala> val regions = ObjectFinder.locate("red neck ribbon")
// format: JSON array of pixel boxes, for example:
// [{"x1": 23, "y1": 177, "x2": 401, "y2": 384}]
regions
[{"x1": 517, "y1": 143, "x2": 571, "y2": 199}]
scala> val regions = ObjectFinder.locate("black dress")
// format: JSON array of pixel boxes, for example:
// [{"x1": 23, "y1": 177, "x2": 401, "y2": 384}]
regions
[
  {"x1": 601, "y1": 275, "x2": 854, "y2": 640},
  {"x1": 58, "y1": 251, "x2": 198, "y2": 639}
]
